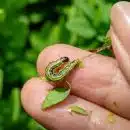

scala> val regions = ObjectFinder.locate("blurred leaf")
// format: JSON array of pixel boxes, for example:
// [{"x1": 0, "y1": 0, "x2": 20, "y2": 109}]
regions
[
  {"x1": 99, "y1": 49, "x2": 113, "y2": 57},
  {"x1": 47, "y1": 24, "x2": 60, "y2": 44},
  {"x1": 30, "y1": 31, "x2": 45, "y2": 52},
  {"x1": 95, "y1": 1, "x2": 112, "y2": 24},
  {"x1": 28, "y1": 119, "x2": 47, "y2": 130},
  {"x1": 58, "y1": 17, "x2": 70, "y2": 43},
  {"x1": 19, "y1": 15, "x2": 29, "y2": 25},
  {"x1": 65, "y1": 6, "x2": 80, "y2": 20},
  {"x1": 5, "y1": 63, "x2": 21, "y2": 83},
  {"x1": 8, "y1": 21, "x2": 29, "y2": 49},
  {"x1": 0, "y1": 58, "x2": 4, "y2": 68},
  {"x1": 10, "y1": 88, "x2": 21, "y2": 122},
  {"x1": 42, "y1": 87, "x2": 70, "y2": 110},
  {"x1": 28, "y1": 0, "x2": 40, "y2": 4},
  {"x1": 6, "y1": 0, "x2": 28, "y2": 10},
  {"x1": 103, "y1": 37, "x2": 111, "y2": 46},
  {"x1": 66, "y1": 16, "x2": 96, "y2": 39},
  {"x1": 25, "y1": 49, "x2": 38, "y2": 62},
  {"x1": 5, "y1": 50, "x2": 18, "y2": 61},
  {"x1": 69, "y1": 33, "x2": 78, "y2": 45},
  {"x1": 74, "y1": 0, "x2": 95, "y2": 20},
  {"x1": 0, "y1": 9, "x2": 6, "y2": 22},
  {"x1": 0, "y1": 69, "x2": 3, "y2": 98},
  {"x1": 30, "y1": 13, "x2": 43, "y2": 24},
  {"x1": 41, "y1": 22, "x2": 52, "y2": 35},
  {"x1": 30, "y1": 22, "x2": 53, "y2": 52},
  {"x1": 86, "y1": 42, "x2": 100, "y2": 50},
  {"x1": 15, "y1": 61, "x2": 37, "y2": 81}
]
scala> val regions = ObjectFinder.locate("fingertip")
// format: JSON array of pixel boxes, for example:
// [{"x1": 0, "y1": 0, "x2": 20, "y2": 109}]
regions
[
  {"x1": 110, "y1": 1, "x2": 130, "y2": 82},
  {"x1": 110, "y1": 1, "x2": 130, "y2": 51},
  {"x1": 111, "y1": 1, "x2": 130, "y2": 20},
  {"x1": 110, "y1": 1, "x2": 130, "y2": 28},
  {"x1": 21, "y1": 77, "x2": 37, "y2": 108},
  {"x1": 21, "y1": 77, "x2": 54, "y2": 117}
]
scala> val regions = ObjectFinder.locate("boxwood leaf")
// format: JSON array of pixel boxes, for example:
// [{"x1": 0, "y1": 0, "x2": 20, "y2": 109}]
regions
[
  {"x1": 68, "y1": 105, "x2": 88, "y2": 116},
  {"x1": 42, "y1": 87, "x2": 70, "y2": 110}
]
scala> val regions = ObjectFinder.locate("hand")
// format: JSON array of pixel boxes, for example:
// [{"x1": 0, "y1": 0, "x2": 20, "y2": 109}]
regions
[{"x1": 21, "y1": 1, "x2": 130, "y2": 130}]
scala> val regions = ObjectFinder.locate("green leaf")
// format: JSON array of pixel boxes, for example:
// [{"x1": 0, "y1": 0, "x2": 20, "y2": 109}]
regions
[
  {"x1": 15, "y1": 61, "x2": 37, "y2": 81},
  {"x1": 47, "y1": 25, "x2": 60, "y2": 44},
  {"x1": 0, "y1": 9, "x2": 5, "y2": 22},
  {"x1": 0, "y1": 69, "x2": 3, "y2": 98},
  {"x1": 86, "y1": 42, "x2": 100, "y2": 50},
  {"x1": 25, "y1": 49, "x2": 38, "y2": 62},
  {"x1": 28, "y1": 0, "x2": 40, "y2": 4},
  {"x1": 68, "y1": 105, "x2": 88, "y2": 116},
  {"x1": 30, "y1": 31, "x2": 45, "y2": 52},
  {"x1": 66, "y1": 5, "x2": 96, "y2": 40},
  {"x1": 98, "y1": 2, "x2": 112, "y2": 24},
  {"x1": 103, "y1": 37, "x2": 111, "y2": 46},
  {"x1": 58, "y1": 17, "x2": 70, "y2": 43},
  {"x1": 74, "y1": 0, "x2": 95, "y2": 20},
  {"x1": 28, "y1": 119, "x2": 47, "y2": 130},
  {"x1": 30, "y1": 13, "x2": 43, "y2": 24},
  {"x1": 30, "y1": 22, "x2": 53, "y2": 52},
  {"x1": 8, "y1": 20, "x2": 29, "y2": 50},
  {"x1": 6, "y1": 0, "x2": 28, "y2": 10},
  {"x1": 42, "y1": 87, "x2": 70, "y2": 110},
  {"x1": 10, "y1": 88, "x2": 21, "y2": 122},
  {"x1": 40, "y1": 22, "x2": 52, "y2": 34},
  {"x1": 65, "y1": 6, "x2": 79, "y2": 20},
  {"x1": 66, "y1": 16, "x2": 96, "y2": 39}
]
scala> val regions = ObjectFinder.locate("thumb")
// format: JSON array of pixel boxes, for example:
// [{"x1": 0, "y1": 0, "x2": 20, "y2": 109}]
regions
[{"x1": 110, "y1": 1, "x2": 130, "y2": 83}]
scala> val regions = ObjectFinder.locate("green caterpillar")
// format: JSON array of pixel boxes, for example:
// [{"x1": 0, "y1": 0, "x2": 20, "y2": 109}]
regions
[{"x1": 45, "y1": 57, "x2": 79, "y2": 81}]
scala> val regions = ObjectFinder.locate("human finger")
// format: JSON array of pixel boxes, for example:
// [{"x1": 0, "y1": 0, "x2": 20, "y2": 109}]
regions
[
  {"x1": 110, "y1": 1, "x2": 130, "y2": 83},
  {"x1": 36, "y1": 44, "x2": 130, "y2": 119},
  {"x1": 21, "y1": 78, "x2": 130, "y2": 130}
]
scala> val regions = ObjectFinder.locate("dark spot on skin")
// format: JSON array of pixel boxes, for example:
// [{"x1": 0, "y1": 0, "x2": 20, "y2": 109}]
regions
[
  {"x1": 60, "y1": 57, "x2": 69, "y2": 62},
  {"x1": 113, "y1": 101, "x2": 118, "y2": 108}
]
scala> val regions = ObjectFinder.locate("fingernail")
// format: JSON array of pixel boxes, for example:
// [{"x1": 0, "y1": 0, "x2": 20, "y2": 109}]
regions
[{"x1": 111, "y1": 1, "x2": 130, "y2": 55}]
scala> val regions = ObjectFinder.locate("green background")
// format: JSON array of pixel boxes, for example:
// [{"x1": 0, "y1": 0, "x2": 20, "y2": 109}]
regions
[{"x1": 0, "y1": 0, "x2": 123, "y2": 129}]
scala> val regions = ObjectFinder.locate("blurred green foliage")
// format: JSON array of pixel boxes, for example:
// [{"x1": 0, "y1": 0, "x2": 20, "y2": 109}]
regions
[{"x1": 0, "y1": 0, "x2": 120, "y2": 129}]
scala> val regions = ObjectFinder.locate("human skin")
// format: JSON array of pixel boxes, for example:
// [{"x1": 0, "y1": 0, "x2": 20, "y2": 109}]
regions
[{"x1": 21, "y1": 1, "x2": 130, "y2": 130}]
